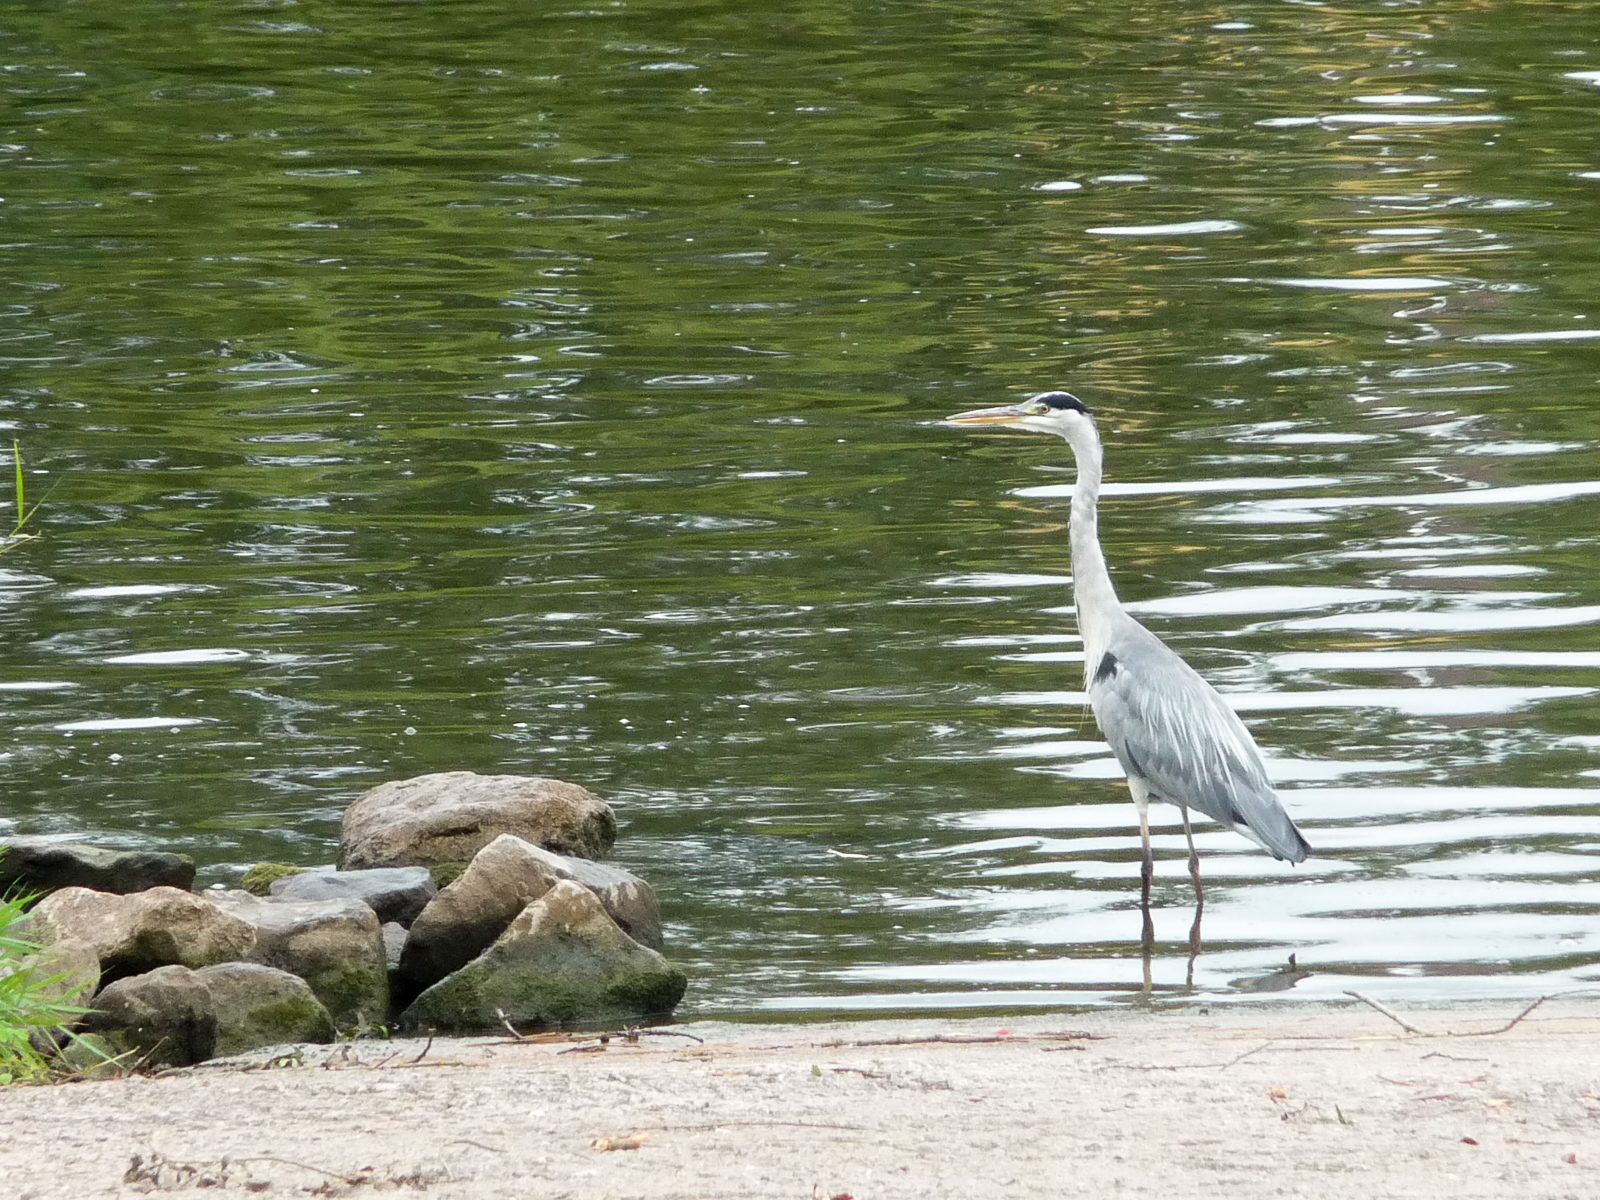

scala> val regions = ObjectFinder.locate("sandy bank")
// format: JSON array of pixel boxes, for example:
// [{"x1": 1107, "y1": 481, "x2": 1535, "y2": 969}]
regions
[{"x1": 3, "y1": 997, "x2": 1599, "y2": 1198}]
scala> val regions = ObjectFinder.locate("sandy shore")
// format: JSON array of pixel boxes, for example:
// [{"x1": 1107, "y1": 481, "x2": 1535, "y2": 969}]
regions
[{"x1": 3, "y1": 997, "x2": 1599, "y2": 1198}]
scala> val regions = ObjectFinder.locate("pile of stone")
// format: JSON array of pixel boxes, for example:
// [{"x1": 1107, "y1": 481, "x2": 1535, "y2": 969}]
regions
[{"x1": 3, "y1": 772, "x2": 687, "y2": 1069}]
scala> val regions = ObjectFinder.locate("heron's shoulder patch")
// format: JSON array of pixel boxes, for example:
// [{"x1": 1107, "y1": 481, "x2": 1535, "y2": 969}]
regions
[{"x1": 1092, "y1": 650, "x2": 1120, "y2": 686}]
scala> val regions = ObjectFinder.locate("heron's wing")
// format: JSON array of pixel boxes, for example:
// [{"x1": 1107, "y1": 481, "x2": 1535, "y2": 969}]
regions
[{"x1": 1087, "y1": 624, "x2": 1310, "y2": 862}]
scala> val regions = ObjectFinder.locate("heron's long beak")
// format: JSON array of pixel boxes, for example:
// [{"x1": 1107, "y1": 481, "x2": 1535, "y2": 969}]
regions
[{"x1": 944, "y1": 403, "x2": 1032, "y2": 427}]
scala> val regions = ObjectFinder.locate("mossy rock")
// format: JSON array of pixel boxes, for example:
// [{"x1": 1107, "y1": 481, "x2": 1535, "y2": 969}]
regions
[
  {"x1": 81, "y1": 965, "x2": 218, "y2": 1067},
  {"x1": 239, "y1": 863, "x2": 310, "y2": 896},
  {"x1": 398, "y1": 880, "x2": 685, "y2": 1033},
  {"x1": 207, "y1": 892, "x2": 388, "y2": 1032},
  {"x1": 195, "y1": 962, "x2": 336, "y2": 1055},
  {"x1": 428, "y1": 861, "x2": 467, "y2": 890},
  {"x1": 57, "y1": 1032, "x2": 127, "y2": 1080}
]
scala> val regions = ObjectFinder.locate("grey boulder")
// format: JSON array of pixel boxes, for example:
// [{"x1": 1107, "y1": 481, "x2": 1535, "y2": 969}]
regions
[
  {"x1": 339, "y1": 772, "x2": 616, "y2": 871},
  {"x1": 0, "y1": 836, "x2": 195, "y2": 897},
  {"x1": 398, "y1": 880, "x2": 687, "y2": 1033},
  {"x1": 193, "y1": 962, "x2": 336, "y2": 1056},
  {"x1": 397, "y1": 834, "x2": 663, "y2": 994},
  {"x1": 269, "y1": 866, "x2": 436, "y2": 927},
  {"x1": 206, "y1": 891, "x2": 387, "y2": 1032},
  {"x1": 26, "y1": 886, "x2": 256, "y2": 980},
  {"x1": 83, "y1": 965, "x2": 218, "y2": 1068}
]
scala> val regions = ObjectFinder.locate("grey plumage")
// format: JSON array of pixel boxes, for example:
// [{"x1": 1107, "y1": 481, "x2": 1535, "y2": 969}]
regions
[
  {"x1": 1087, "y1": 617, "x2": 1310, "y2": 862},
  {"x1": 946, "y1": 390, "x2": 1311, "y2": 900}
]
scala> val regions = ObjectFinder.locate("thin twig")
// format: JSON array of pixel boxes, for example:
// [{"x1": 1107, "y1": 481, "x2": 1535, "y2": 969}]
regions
[
  {"x1": 409, "y1": 1034, "x2": 434, "y2": 1064},
  {"x1": 631, "y1": 1028, "x2": 705, "y2": 1044},
  {"x1": 820, "y1": 1031, "x2": 1095, "y2": 1048},
  {"x1": 480, "y1": 1026, "x2": 573, "y2": 1047},
  {"x1": 1347, "y1": 989, "x2": 1591, "y2": 1038},
  {"x1": 496, "y1": 1010, "x2": 528, "y2": 1041},
  {"x1": 444, "y1": 1139, "x2": 506, "y2": 1154},
  {"x1": 640, "y1": 1120, "x2": 868, "y2": 1133},
  {"x1": 559, "y1": 1029, "x2": 694, "y2": 1054},
  {"x1": 237, "y1": 1155, "x2": 349, "y2": 1181},
  {"x1": 1450, "y1": 994, "x2": 1551, "y2": 1038},
  {"x1": 52, "y1": 1041, "x2": 143, "y2": 1082},
  {"x1": 1095, "y1": 1043, "x2": 1276, "y2": 1073},
  {"x1": 1219, "y1": 1040, "x2": 1274, "y2": 1070},
  {"x1": 480, "y1": 1037, "x2": 560, "y2": 1047},
  {"x1": 1344, "y1": 991, "x2": 1432, "y2": 1036}
]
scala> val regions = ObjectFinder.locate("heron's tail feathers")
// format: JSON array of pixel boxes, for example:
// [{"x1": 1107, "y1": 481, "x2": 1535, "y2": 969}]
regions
[{"x1": 1233, "y1": 797, "x2": 1311, "y2": 865}]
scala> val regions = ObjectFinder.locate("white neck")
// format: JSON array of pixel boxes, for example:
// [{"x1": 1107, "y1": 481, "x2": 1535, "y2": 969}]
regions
[{"x1": 1060, "y1": 421, "x2": 1122, "y2": 667}]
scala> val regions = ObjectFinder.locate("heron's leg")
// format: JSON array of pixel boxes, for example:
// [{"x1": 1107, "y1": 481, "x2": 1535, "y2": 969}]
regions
[
  {"x1": 1139, "y1": 806, "x2": 1153, "y2": 905},
  {"x1": 1136, "y1": 793, "x2": 1154, "y2": 931},
  {"x1": 1131, "y1": 780, "x2": 1155, "y2": 994},
  {"x1": 1180, "y1": 804, "x2": 1204, "y2": 967},
  {"x1": 1180, "y1": 804, "x2": 1204, "y2": 910}
]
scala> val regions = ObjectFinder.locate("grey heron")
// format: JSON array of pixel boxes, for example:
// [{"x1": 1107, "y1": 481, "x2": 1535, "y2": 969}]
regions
[{"x1": 946, "y1": 392, "x2": 1311, "y2": 943}]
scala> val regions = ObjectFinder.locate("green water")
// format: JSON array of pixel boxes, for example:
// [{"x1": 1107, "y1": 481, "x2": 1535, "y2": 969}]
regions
[{"x1": 4, "y1": 0, "x2": 1600, "y2": 1012}]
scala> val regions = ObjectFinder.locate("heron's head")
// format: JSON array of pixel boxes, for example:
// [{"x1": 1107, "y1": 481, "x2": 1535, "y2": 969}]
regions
[{"x1": 944, "y1": 391, "x2": 1094, "y2": 440}]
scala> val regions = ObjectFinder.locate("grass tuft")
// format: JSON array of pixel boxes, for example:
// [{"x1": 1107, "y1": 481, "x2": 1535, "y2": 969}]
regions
[
  {"x1": 0, "y1": 861, "x2": 92, "y2": 1084},
  {"x1": 1, "y1": 441, "x2": 43, "y2": 554}
]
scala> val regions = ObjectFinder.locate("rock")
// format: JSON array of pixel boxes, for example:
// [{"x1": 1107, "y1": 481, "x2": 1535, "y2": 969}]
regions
[
  {"x1": 340, "y1": 772, "x2": 616, "y2": 870},
  {"x1": 192, "y1": 962, "x2": 336, "y2": 1056},
  {"x1": 207, "y1": 891, "x2": 387, "y2": 1031},
  {"x1": 398, "y1": 834, "x2": 663, "y2": 994},
  {"x1": 9, "y1": 938, "x2": 100, "y2": 1059},
  {"x1": 428, "y1": 861, "x2": 467, "y2": 890},
  {"x1": 83, "y1": 965, "x2": 217, "y2": 1068},
  {"x1": 269, "y1": 866, "x2": 436, "y2": 927},
  {"x1": 27, "y1": 887, "x2": 256, "y2": 981},
  {"x1": 11, "y1": 937, "x2": 100, "y2": 1010},
  {"x1": 238, "y1": 863, "x2": 310, "y2": 896},
  {"x1": 0, "y1": 836, "x2": 195, "y2": 897},
  {"x1": 55, "y1": 1031, "x2": 122, "y2": 1079},
  {"x1": 381, "y1": 922, "x2": 407, "y2": 971},
  {"x1": 398, "y1": 880, "x2": 687, "y2": 1033},
  {"x1": 544, "y1": 851, "x2": 663, "y2": 952}
]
